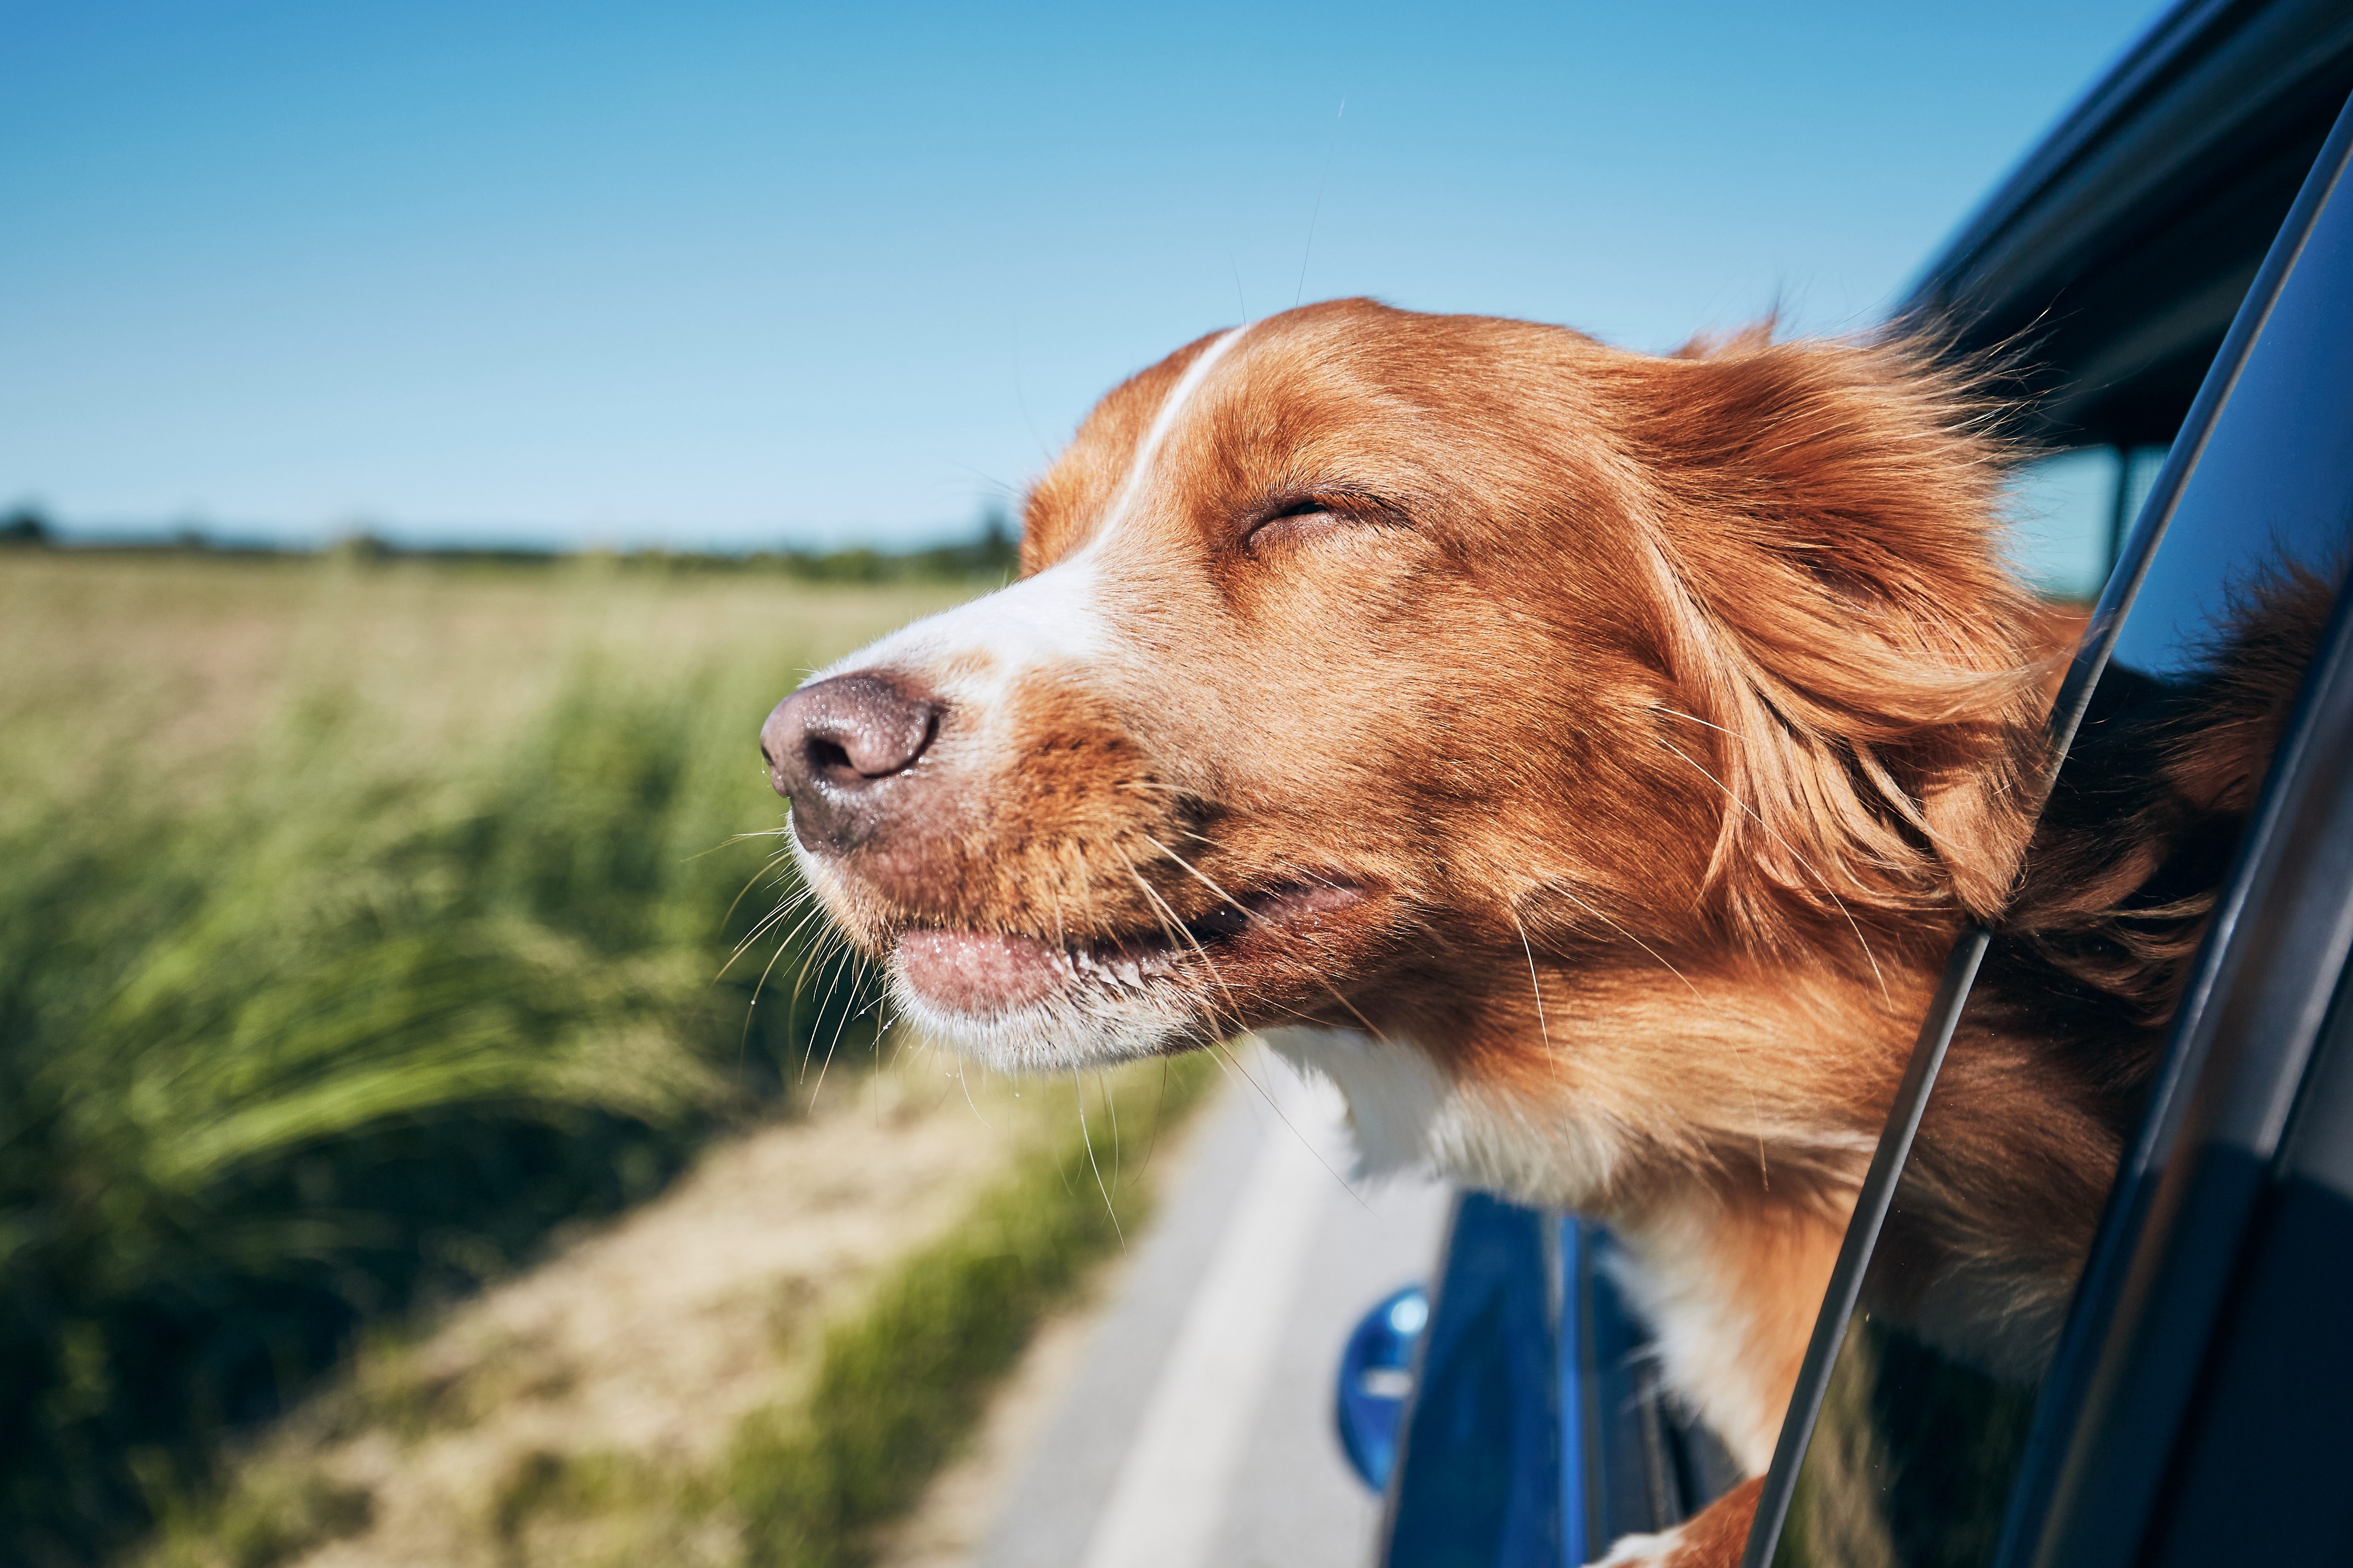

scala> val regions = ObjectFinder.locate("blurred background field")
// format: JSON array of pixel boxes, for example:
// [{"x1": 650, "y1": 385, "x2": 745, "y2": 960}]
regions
[{"x1": 0, "y1": 544, "x2": 1207, "y2": 1568}]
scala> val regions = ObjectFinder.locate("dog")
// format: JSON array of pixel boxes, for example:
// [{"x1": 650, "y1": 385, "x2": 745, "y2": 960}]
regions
[{"x1": 758, "y1": 299, "x2": 2314, "y2": 1564}]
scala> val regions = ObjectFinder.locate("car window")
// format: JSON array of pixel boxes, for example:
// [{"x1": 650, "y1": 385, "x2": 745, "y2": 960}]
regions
[
  {"x1": 1755, "y1": 98, "x2": 2353, "y2": 1568},
  {"x1": 2004, "y1": 446, "x2": 2168, "y2": 604}
]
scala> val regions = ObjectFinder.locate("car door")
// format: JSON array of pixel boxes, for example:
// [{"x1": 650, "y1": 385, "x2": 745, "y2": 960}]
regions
[{"x1": 1745, "y1": 81, "x2": 2353, "y2": 1568}]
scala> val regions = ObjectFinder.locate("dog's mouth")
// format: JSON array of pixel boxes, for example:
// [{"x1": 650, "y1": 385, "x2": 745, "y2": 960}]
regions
[{"x1": 892, "y1": 878, "x2": 1371, "y2": 1018}]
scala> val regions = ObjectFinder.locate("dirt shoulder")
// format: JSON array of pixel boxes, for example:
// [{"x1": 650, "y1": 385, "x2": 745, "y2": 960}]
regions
[{"x1": 141, "y1": 1051, "x2": 1216, "y2": 1568}]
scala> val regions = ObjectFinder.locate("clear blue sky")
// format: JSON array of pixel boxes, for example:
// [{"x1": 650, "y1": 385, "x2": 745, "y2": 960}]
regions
[{"x1": 2, "y1": 1, "x2": 2165, "y2": 550}]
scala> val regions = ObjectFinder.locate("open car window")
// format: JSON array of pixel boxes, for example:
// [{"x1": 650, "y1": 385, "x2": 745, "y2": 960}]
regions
[{"x1": 1747, "y1": 91, "x2": 2353, "y2": 1568}]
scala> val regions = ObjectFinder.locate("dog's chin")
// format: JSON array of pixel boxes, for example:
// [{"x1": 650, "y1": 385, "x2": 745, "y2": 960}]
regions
[
  {"x1": 883, "y1": 921, "x2": 1215, "y2": 1070},
  {"x1": 862, "y1": 880, "x2": 1377, "y2": 1072},
  {"x1": 885, "y1": 965, "x2": 1199, "y2": 1072}
]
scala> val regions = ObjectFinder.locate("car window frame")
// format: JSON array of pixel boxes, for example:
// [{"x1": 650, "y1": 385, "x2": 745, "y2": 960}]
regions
[{"x1": 1740, "y1": 86, "x2": 2353, "y2": 1568}]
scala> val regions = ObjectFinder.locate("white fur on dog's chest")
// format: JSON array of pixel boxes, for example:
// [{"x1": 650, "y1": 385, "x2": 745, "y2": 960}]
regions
[
  {"x1": 1263, "y1": 1025, "x2": 1786, "y2": 1477},
  {"x1": 1259, "y1": 1025, "x2": 1629, "y2": 1215}
]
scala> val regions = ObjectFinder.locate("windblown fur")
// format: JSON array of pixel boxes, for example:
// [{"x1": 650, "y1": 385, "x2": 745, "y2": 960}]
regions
[{"x1": 756, "y1": 300, "x2": 2324, "y2": 1565}]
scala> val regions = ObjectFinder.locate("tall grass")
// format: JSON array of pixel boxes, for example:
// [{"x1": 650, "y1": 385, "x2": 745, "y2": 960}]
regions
[
  {"x1": 346, "y1": 1059, "x2": 1225, "y2": 1568},
  {"x1": 0, "y1": 557, "x2": 958, "y2": 1566}
]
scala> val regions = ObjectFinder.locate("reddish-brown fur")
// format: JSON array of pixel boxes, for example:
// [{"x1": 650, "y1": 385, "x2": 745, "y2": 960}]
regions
[{"x1": 772, "y1": 299, "x2": 2320, "y2": 1564}]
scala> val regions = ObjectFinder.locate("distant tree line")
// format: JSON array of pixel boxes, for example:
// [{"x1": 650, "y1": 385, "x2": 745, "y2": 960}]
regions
[
  {"x1": 0, "y1": 505, "x2": 1024, "y2": 584},
  {"x1": 763, "y1": 509, "x2": 1018, "y2": 583}
]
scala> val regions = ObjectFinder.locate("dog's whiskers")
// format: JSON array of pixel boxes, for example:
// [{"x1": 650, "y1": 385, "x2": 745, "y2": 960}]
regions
[
  {"x1": 1137, "y1": 833, "x2": 1390, "y2": 1041},
  {"x1": 729, "y1": 890, "x2": 833, "y2": 992},
  {"x1": 720, "y1": 884, "x2": 817, "y2": 975},
  {"x1": 954, "y1": 1061, "x2": 991, "y2": 1127},
  {"x1": 1117, "y1": 851, "x2": 1248, "y2": 1040},
  {"x1": 1506, "y1": 905, "x2": 1554, "y2": 1059},
  {"x1": 1102, "y1": 1067, "x2": 1122, "y2": 1187},
  {"x1": 718, "y1": 848, "x2": 798, "y2": 928},
  {"x1": 1204, "y1": 1035, "x2": 1373, "y2": 1212},
  {"x1": 1140, "y1": 833, "x2": 1250, "y2": 918},
  {"x1": 810, "y1": 947, "x2": 877, "y2": 1100},
  {"x1": 1072, "y1": 1071, "x2": 1125, "y2": 1248},
  {"x1": 798, "y1": 929, "x2": 861, "y2": 1086}
]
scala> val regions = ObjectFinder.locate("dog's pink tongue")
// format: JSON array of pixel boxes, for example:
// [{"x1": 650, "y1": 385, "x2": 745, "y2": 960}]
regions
[{"x1": 896, "y1": 929, "x2": 1063, "y2": 1014}]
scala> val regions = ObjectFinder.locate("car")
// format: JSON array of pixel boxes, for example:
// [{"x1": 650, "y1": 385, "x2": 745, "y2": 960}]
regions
[{"x1": 1336, "y1": 3, "x2": 2353, "y2": 1563}]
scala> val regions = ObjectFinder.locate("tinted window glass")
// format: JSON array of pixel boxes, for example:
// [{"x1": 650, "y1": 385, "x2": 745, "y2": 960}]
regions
[{"x1": 1769, "y1": 125, "x2": 2353, "y2": 1568}]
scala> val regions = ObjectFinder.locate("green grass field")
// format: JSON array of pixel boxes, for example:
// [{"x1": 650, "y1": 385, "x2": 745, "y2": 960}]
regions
[
  {"x1": 137, "y1": 1056, "x2": 1216, "y2": 1568},
  {"x1": 0, "y1": 551, "x2": 986, "y2": 1564}
]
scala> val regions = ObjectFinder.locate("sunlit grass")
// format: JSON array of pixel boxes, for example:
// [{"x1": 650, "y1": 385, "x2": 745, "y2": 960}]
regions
[
  {"x1": 133, "y1": 1060, "x2": 1219, "y2": 1568},
  {"x1": 0, "y1": 552, "x2": 967, "y2": 1566}
]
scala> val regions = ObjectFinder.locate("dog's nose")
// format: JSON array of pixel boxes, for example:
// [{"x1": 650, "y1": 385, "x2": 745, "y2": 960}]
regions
[{"x1": 761, "y1": 674, "x2": 942, "y2": 851}]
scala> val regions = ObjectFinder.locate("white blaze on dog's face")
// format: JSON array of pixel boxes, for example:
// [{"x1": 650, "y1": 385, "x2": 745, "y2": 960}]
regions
[{"x1": 759, "y1": 298, "x2": 2039, "y2": 1181}]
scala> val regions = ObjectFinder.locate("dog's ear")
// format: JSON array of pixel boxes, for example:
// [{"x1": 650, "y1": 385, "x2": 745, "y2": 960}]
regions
[{"x1": 1608, "y1": 331, "x2": 2051, "y2": 947}]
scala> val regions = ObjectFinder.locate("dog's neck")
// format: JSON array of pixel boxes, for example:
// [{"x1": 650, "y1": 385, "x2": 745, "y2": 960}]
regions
[
  {"x1": 1268, "y1": 932, "x2": 1935, "y2": 1204},
  {"x1": 1263, "y1": 1022, "x2": 1633, "y2": 1202},
  {"x1": 1262, "y1": 972, "x2": 1897, "y2": 1475}
]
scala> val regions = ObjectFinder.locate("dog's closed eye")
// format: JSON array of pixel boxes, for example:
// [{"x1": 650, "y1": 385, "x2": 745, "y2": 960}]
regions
[{"x1": 1241, "y1": 491, "x2": 1405, "y2": 550}]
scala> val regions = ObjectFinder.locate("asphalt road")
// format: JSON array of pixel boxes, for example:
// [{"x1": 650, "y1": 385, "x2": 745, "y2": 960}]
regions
[{"x1": 973, "y1": 1051, "x2": 1454, "y2": 1568}]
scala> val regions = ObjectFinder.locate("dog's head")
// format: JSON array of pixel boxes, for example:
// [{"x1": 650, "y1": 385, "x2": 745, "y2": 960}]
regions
[{"x1": 763, "y1": 300, "x2": 2043, "y2": 1190}]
